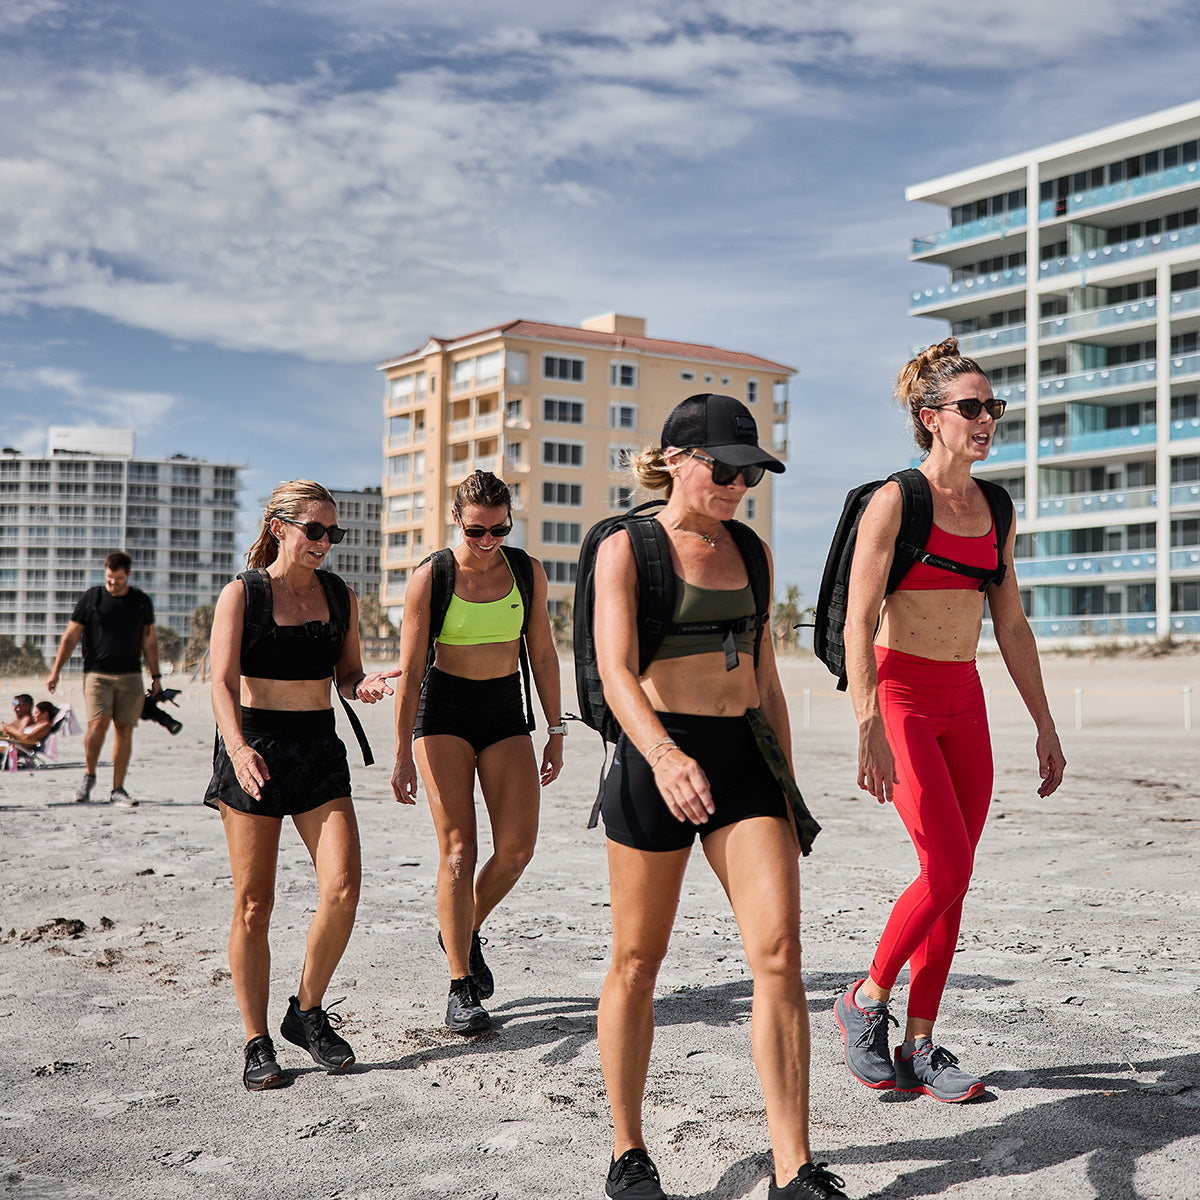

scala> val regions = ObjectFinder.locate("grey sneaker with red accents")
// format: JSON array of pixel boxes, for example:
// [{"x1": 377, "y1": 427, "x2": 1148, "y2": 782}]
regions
[
  {"x1": 894, "y1": 1039, "x2": 984, "y2": 1102},
  {"x1": 834, "y1": 979, "x2": 898, "y2": 1089}
]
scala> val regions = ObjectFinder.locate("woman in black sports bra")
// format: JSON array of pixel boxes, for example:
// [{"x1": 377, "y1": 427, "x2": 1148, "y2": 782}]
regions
[
  {"x1": 593, "y1": 396, "x2": 847, "y2": 1200},
  {"x1": 207, "y1": 479, "x2": 398, "y2": 1092}
]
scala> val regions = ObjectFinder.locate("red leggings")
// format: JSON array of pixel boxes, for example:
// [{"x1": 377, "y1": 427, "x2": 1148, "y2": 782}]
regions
[{"x1": 869, "y1": 646, "x2": 992, "y2": 1021}]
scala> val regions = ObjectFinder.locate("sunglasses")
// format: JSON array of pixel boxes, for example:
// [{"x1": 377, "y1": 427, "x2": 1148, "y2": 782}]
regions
[
  {"x1": 931, "y1": 397, "x2": 1007, "y2": 420},
  {"x1": 460, "y1": 522, "x2": 513, "y2": 539},
  {"x1": 684, "y1": 449, "x2": 766, "y2": 488},
  {"x1": 279, "y1": 517, "x2": 347, "y2": 544}
]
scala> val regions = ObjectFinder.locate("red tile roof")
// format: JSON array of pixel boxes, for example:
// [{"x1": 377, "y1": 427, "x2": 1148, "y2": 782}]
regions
[{"x1": 380, "y1": 319, "x2": 795, "y2": 373}]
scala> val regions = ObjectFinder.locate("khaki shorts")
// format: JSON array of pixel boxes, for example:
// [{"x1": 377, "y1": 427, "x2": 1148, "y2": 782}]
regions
[{"x1": 83, "y1": 672, "x2": 144, "y2": 726}]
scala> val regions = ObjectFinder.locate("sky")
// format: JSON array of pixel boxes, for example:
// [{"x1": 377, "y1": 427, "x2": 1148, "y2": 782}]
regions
[{"x1": 3, "y1": 1, "x2": 1200, "y2": 600}]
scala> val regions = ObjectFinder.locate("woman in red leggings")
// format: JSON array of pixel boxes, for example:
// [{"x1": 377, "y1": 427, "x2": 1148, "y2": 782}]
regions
[{"x1": 835, "y1": 338, "x2": 1065, "y2": 1102}]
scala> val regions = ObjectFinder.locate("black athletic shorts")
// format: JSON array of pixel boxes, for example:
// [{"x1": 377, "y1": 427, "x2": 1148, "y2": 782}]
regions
[
  {"x1": 601, "y1": 711, "x2": 789, "y2": 852},
  {"x1": 204, "y1": 707, "x2": 352, "y2": 819},
  {"x1": 414, "y1": 667, "x2": 530, "y2": 755}
]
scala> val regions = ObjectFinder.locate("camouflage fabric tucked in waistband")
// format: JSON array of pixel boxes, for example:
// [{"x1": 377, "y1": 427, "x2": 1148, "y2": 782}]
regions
[{"x1": 744, "y1": 706, "x2": 821, "y2": 856}]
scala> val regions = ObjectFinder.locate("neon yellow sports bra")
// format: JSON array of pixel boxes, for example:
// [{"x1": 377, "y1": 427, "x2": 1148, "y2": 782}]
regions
[{"x1": 436, "y1": 559, "x2": 525, "y2": 646}]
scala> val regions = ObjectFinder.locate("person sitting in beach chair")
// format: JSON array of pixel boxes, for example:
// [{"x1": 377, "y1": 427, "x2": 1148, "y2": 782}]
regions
[{"x1": 2, "y1": 701, "x2": 71, "y2": 768}]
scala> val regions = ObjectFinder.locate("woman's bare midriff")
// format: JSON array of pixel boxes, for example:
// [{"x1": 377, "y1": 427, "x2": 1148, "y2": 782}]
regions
[
  {"x1": 240, "y1": 677, "x2": 336, "y2": 710},
  {"x1": 876, "y1": 589, "x2": 985, "y2": 661},
  {"x1": 432, "y1": 639, "x2": 521, "y2": 681},
  {"x1": 639, "y1": 650, "x2": 760, "y2": 716}
]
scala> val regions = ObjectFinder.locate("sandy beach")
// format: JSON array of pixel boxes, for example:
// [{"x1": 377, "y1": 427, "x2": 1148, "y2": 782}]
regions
[{"x1": 1, "y1": 650, "x2": 1198, "y2": 1199}]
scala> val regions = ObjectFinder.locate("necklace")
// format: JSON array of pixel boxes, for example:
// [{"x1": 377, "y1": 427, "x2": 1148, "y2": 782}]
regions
[
  {"x1": 668, "y1": 519, "x2": 720, "y2": 547},
  {"x1": 271, "y1": 571, "x2": 319, "y2": 603}
]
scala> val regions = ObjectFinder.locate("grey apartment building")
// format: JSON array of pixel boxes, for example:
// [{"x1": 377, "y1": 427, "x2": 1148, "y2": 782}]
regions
[
  {"x1": 324, "y1": 486, "x2": 383, "y2": 605},
  {"x1": 908, "y1": 100, "x2": 1200, "y2": 642},
  {"x1": 0, "y1": 428, "x2": 242, "y2": 662}
]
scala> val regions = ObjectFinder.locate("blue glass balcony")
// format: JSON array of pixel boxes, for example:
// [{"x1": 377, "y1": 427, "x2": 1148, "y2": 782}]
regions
[
  {"x1": 1041, "y1": 224, "x2": 1200, "y2": 280},
  {"x1": 1170, "y1": 547, "x2": 1200, "y2": 570},
  {"x1": 1036, "y1": 487, "x2": 1156, "y2": 517},
  {"x1": 1171, "y1": 418, "x2": 1200, "y2": 441},
  {"x1": 1014, "y1": 551, "x2": 1156, "y2": 579},
  {"x1": 911, "y1": 266, "x2": 1027, "y2": 311},
  {"x1": 1172, "y1": 351, "x2": 1200, "y2": 379},
  {"x1": 912, "y1": 209, "x2": 1028, "y2": 256},
  {"x1": 1169, "y1": 613, "x2": 1200, "y2": 634},
  {"x1": 1038, "y1": 424, "x2": 1156, "y2": 458},
  {"x1": 1039, "y1": 298, "x2": 1157, "y2": 339},
  {"x1": 1038, "y1": 361, "x2": 1156, "y2": 398},
  {"x1": 1170, "y1": 481, "x2": 1200, "y2": 505},
  {"x1": 994, "y1": 382, "x2": 1027, "y2": 404},
  {"x1": 1037, "y1": 161, "x2": 1200, "y2": 223},
  {"x1": 987, "y1": 442, "x2": 1026, "y2": 463},
  {"x1": 955, "y1": 324, "x2": 1027, "y2": 355},
  {"x1": 1020, "y1": 615, "x2": 1158, "y2": 638},
  {"x1": 1171, "y1": 288, "x2": 1200, "y2": 318}
]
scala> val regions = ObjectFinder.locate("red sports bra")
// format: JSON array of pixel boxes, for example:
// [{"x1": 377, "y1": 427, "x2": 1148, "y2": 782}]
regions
[{"x1": 895, "y1": 523, "x2": 999, "y2": 591}]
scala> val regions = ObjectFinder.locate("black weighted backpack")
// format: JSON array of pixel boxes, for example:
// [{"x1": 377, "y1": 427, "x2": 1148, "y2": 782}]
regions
[
  {"x1": 812, "y1": 468, "x2": 1013, "y2": 691},
  {"x1": 419, "y1": 545, "x2": 538, "y2": 730},
  {"x1": 571, "y1": 499, "x2": 771, "y2": 746},
  {"x1": 238, "y1": 567, "x2": 374, "y2": 764}
]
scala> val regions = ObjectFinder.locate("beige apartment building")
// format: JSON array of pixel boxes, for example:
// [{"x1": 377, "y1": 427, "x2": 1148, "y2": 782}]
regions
[{"x1": 378, "y1": 313, "x2": 794, "y2": 620}]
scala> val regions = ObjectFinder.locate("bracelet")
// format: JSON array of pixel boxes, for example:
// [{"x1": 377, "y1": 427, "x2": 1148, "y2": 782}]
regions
[
  {"x1": 352, "y1": 675, "x2": 366, "y2": 700},
  {"x1": 545, "y1": 723, "x2": 567, "y2": 737},
  {"x1": 647, "y1": 741, "x2": 678, "y2": 769},
  {"x1": 643, "y1": 736, "x2": 674, "y2": 759},
  {"x1": 232, "y1": 745, "x2": 254, "y2": 762},
  {"x1": 152, "y1": 673, "x2": 161, "y2": 679}
]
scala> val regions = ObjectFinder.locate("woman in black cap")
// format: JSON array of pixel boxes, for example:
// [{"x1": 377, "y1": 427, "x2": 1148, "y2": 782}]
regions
[{"x1": 593, "y1": 395, "x2": 847, "y2": 1200}]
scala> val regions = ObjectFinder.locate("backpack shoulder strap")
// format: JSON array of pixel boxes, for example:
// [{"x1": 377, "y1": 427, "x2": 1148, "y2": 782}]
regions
[
  {"x1": 626, "y1": 515, "x2": 676, "y2": 675},
  {"x1": 887, "y1": 468, "x2": 931, "y2": 594},
  {"x1": 500, "y1": 546, "x2": 537, "y2": 731},
  {"x1": 315, "y1": 569, "x2": 351, "y2": 635},
  {"x1": 237, "y1": 569, "x2": 273, "y2": 656},
  {"x1": 419, "y1": 548, "x2": 456, "y2": 674},
  {"x1": 724, "y1": 520, "x2": 771, "y2": 666},
  {"x1": 974, "y1": 478, "x2": 1014, "y2": 589}
]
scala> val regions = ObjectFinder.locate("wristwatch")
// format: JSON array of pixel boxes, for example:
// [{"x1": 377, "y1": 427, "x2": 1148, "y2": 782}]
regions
[{"x1": 546, "y1": 724, "x2": 568, "y2": 736}]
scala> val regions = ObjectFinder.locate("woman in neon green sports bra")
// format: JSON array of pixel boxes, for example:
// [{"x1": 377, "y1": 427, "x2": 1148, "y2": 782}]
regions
[{"x1": 391, "y1": 470, "x2": 564, "y2": 1035}]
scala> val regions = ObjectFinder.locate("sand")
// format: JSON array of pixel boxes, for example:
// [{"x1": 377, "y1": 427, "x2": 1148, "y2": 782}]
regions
[{"x1": 1, "y1": 650, "x2": 1198, "y2": 1199}]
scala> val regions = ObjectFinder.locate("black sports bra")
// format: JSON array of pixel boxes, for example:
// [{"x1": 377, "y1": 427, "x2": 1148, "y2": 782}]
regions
[{"x1": 239, "y1": 573, "x2": 345, "y2": 681}]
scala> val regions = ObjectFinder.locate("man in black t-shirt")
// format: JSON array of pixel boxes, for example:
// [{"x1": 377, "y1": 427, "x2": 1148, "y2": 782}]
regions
[{"x1": 47, "y1": 551, "x2": 162, "y2": 806}]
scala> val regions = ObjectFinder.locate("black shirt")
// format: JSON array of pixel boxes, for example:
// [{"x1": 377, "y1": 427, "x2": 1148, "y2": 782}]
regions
[{"x1": 71, "y1": 586, "x2": 155, "y2": 674}]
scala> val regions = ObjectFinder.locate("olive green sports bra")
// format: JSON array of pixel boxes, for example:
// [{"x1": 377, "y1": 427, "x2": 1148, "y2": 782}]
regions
[{"x1": 654, "y1": 577, "x2": 756, "y2": 661}]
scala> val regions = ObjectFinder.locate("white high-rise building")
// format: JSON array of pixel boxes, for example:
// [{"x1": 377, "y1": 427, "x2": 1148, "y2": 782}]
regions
[
  {"x1": 324, "y1": 486, "x2": 383, "y2": 605},
  {"x1": 0, "y1": 429, "x2": 242, "y2": 662},
  {"x1": 908, "y1": 100, "x2": 1200, "y2": 642}
]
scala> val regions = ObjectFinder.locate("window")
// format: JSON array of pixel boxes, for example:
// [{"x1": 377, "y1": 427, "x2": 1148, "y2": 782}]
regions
[
  {"x1": 609, "y1": 402, "x2": 637, "y2": 430},
  {"x1": 542, "y1": 521, "x2": 582, "y2": 545},
  {"x1": 544, "y1": 355, "x2": 585, "y2": 383},
  {"x1": 388, "y1": 414, "x2": 411, "y2": 444},
  {"x1": 745, "y1": 498, "x2": 757, "y2": 520},
  {"x1": 609, "y1": 361, "x2": 638, "y2": 388},
  {"x1": 452, "y1": 358, "x2": 474, "y2": 393},
  {"x1": 476, "y1": 350, "x2": 502, "y2": 386},
  {"x1": 720, "y1": 376, "x2": 730, "y2": 386},
  {"x1": 505, "y1": 399, "x2": 523, "y2": 423},
  {"x1": 504, "y1": 442, "x2": 523, "y2": 470},
  {"x1": 608, "y1": 445, "x2": 636, "y2": 472},
  {"x1": 544, "y1": 560, "x2": 579, "y2": 584},
  {"x1": 505, "y1": 350, "x2": 528, "y2": 386},
  {"x1": 680, "y1": 370, "x2": 695, "y2": 382},
  {"x1": 746, "y1": 380, "x2": 758, "y2": 404},
  {"x1": 542, "y1": 440, "x2": 584, "y2": 467},
  {"x1": 390, "y1": 372, "x2": 426, "y2": 404},
  {"x1": 609, "y1": 486, "x2": 634, "y2": 511},
  {"x1": 543, "y1": 398, "x2": 584, "y2": 424},
  {"x1": 543, "y1": 482, "x2": 582, "y2": 506}
]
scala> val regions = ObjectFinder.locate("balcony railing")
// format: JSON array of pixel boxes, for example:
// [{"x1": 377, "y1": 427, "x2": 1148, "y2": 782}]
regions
[
  {"x1": 1013, "y1": 551, "x2": 1156, "y2": 579},
  {"x1": 1171, "y1": 418, "x2": 1200, "y2": 441},
  {"x1": 1021, "y1": 615, "x2": 1159, "y2": 638},
  {"x1": 1036, "y1": 486, "x2": 1156, "y2": 517},
  {"x1": 987, "y1": 442, "x2": 1026, "y2": 463},
  {"x1": 1038, "y1": 361, "x2": 1156, "y2": 399},
  {"x1": 912, "y1": 209, "x2": 1028, "y2": 256},
  {"x1": 1170, "y1": 547, "x2": 1200, "y2": 570},
  {"x1": 475, "y1": 412, "x2": 500, "y2": 431},
  {"x1": 910, "y1": 266, "x2": 1027, "y2": 311},
  {"x1": 954, "y1": 324, "x2": 1027, "y2": 355},
  {"x1": 993, "y1": 382, "x2": 1027, "y2": 404},
  {"x1": 1173, "y1": 351, "x2": 1200, "y2": 380},
  {"x1": 1041, "y1": 224, "x2": 1200, "y2": 280},
  {"x1": 1037, "y1": 161, "x2": 1200, "y2": 223},
  {"x1": 1037, "y1": 424, "x2": 1156, "y2": 457},
  {"x1": 1039, "y1": 298, "x2": 1157, "y2": 339},
  {"x1": 1170, "y1": 482, "x2": 1200, "y2": 506},
  {"x1": 1169, "y1": 612, "x2": 1200, "y2": 634}
]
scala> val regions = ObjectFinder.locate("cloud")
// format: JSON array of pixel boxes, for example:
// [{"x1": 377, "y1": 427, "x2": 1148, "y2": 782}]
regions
[{"x1": 3, "y1": 365, "x2": 178, "y2": 432}]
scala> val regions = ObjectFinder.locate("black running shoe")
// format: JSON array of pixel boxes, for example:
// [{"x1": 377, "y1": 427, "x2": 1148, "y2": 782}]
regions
[
  {"x1": 768, "y1": 1162, "x2": 848, "y2": 1199},
  {"x1": 605, "y1": 1148, "x2": 666, "y2": 1199},
  {"x1": 437, "y1": 929, "x2": 495, "y2": 999},
  {"x1": 279, "y1": 995, "x2": 355, "y2": 1071},
  {"x1": 243, "y1": 1034, "x2": 284, "y2": 1091},
  {"x1": 445, "y1": 979, "x2": 490, "y2": 1034}
]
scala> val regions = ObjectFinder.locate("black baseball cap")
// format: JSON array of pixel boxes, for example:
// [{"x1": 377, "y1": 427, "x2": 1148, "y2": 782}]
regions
[{"x1": 660, "y1": 394, "x2": 785, "y2": 473}]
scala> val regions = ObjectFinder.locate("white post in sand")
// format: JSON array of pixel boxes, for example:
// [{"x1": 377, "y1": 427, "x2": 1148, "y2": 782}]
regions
[
  {"x1": 1184, "y1": 686, "x2": 1192, "y2": 732},
  {"x1": 1074, "y1": 688, "x2": 1083, "y2": 731}
]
